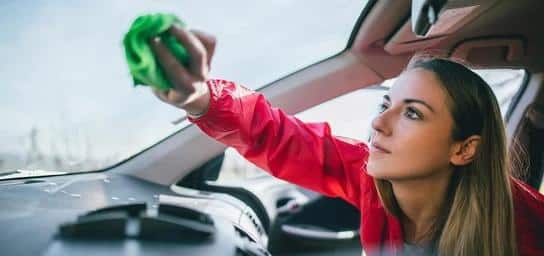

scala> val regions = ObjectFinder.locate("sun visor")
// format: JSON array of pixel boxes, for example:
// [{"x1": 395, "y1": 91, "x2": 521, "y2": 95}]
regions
[{"x1": 384, "y1": 0, "x2": 497, "y2": 55}]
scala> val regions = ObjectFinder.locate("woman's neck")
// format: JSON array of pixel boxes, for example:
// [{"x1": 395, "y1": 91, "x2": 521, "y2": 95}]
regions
[{"x1": 391, "y1": 169, "x2": 453, "y2": 244}]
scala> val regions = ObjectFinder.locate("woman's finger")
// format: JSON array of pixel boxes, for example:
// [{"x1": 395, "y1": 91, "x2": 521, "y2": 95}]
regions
[
  {"x1": 152, "y1": 87, "x2": 169, "y2": 102},
  {"x1": 149, "y1": 37, "x2": 196, "y2": 94},
  {"x1": 153, "y1": 87, "x2": 193, "y2": 109},
  {"x1": 169, "y1": 25, "x2": 208, "y2": 80},
  {"x1": 191, "y1": 29, "x2": 216, "y2": 68}
]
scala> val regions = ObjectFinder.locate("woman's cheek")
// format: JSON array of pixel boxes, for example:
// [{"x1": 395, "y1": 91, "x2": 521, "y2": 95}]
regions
[{"x1": 366, "y1": 128, "x2": 446, "y2": 180}]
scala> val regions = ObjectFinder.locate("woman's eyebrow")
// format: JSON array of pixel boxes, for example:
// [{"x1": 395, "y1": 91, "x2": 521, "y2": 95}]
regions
[{"x1": 383, "y1": 95, "x2": 435, "y2": 113}]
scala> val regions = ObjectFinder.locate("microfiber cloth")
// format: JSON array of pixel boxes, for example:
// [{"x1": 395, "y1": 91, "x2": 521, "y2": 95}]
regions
[{"x1": 123, "y1": 13, "x2": 190, "y2": 91}]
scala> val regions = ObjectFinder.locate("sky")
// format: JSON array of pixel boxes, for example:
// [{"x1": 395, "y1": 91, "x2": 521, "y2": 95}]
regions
[{"x1": 0, "y1": 0, "x2": 367, "y2": 172}]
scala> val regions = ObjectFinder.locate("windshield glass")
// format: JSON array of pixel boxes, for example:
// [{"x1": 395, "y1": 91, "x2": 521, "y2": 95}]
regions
[{"x1": 0, "y1": 0, "x2": 367, "y2": 177}]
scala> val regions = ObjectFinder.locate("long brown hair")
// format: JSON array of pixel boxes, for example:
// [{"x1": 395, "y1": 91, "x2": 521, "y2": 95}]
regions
[{"x1": 375, "y1": 58, "x2": 517, "y2": 256}]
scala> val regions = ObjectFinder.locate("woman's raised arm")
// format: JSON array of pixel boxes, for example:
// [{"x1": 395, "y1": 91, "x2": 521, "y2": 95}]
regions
[{"x1": 150, "y1": 27, "x2": 371, "y2": 207}]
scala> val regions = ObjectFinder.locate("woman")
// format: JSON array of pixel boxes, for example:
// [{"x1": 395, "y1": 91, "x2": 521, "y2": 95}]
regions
[{"x1": 148, "y1": 26, "x2": 544, "y2": 256}]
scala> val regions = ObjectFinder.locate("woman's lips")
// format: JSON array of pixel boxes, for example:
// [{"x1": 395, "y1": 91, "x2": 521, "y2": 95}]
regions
[{"x1": 370, "y1": 142, "x2": 391, "y2": 154}]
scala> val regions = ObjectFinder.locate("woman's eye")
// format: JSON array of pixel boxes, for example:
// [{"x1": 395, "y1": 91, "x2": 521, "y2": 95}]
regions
[
  {"x1": 378, "y1": 103, "x2": 389, "y2": 113},
  {"x1": 405, "y1": 107, "x2": 422, "y2": 120}
]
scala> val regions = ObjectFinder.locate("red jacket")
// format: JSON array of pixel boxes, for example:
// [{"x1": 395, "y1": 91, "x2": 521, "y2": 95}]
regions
[{"x1": 188, "y1": 79, "x2": 544, "y2": 255}]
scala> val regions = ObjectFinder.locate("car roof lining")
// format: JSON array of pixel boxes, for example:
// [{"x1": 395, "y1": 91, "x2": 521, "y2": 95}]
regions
[{"x1": 350, "y1": 0, "x2": 544, "y2": 77}]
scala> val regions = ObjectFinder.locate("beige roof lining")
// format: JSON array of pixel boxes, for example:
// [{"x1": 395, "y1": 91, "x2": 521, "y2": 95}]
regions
[{"x1": 350, "y1": 0, "x2": 544, "y2": 78}]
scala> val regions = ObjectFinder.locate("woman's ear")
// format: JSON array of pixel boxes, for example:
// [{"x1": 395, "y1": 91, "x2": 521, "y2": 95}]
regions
[{"x1": 450, "y1": 135, "x2": 481, "y2": 166}]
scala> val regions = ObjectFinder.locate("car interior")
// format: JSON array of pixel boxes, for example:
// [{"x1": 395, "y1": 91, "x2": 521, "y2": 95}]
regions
[{"x1": 1, "y1": 0, "x2": 543, "y2": 255}]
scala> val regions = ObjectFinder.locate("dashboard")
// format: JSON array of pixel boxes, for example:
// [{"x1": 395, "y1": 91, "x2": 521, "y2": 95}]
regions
[{"x1": 0, "y1": 172, "x2": 269, "y2": 256}]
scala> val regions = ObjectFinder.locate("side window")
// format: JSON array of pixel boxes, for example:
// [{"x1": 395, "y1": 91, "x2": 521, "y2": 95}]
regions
[
  {"x1": 474, "y1": 69, "x2": 526, "y2": 117},
  {"x1": 215, "y1": 69, "x2": 526, "y2": 183},
  {"x1": 294, "y1": 87, "x2": 387, "y2": 142}
]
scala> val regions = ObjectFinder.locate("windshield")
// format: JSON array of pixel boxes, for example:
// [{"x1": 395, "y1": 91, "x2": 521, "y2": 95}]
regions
[{"x1": 0, "y1": 0, "x2": 367, "y2": 177}]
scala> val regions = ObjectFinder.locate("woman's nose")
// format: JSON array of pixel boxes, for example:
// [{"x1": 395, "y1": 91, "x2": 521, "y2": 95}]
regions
[{"x1": 371, "y1": 112, "x2": 392, "y2": 136}]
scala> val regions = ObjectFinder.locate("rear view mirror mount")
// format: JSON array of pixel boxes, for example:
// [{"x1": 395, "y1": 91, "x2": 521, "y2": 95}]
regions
[{"x1": 412, "y1": 0, "x2": 447, "y2": 37}]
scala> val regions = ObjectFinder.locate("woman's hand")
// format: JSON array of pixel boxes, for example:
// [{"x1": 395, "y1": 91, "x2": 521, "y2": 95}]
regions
[{"x1": 149, "y1": 25, "x2": 216, "y2": 115}]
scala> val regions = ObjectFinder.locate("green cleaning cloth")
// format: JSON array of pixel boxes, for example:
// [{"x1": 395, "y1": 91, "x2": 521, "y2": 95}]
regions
[{"x1": 123, "y1": 13, "x2": 190, "y2": 91}]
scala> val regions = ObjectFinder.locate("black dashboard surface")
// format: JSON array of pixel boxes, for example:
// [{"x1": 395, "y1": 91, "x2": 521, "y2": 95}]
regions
[{"x1": 0, "y1": 172, "x2": 267, "y2": 256}]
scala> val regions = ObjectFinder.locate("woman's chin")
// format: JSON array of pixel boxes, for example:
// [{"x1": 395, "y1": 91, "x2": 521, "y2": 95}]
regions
[
  {"x1": 366, "y1": 160, "x2": 399, "y2": 180},
  {"x1": 366, "y1": 162, "x2": 386, "y2": 178}
]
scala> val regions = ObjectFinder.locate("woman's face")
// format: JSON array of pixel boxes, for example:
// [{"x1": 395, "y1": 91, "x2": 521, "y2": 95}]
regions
[{"x1": 367, "y1": 68, "x2": 457, "y2": 181}]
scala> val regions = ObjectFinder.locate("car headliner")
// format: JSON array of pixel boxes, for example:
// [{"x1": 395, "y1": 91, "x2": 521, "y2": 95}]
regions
[{"x1": 351, "y1": 0, "x2": 544, "y2": 79}]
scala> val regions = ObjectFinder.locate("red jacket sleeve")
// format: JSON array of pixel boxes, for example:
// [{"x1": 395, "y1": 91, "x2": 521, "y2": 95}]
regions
[
  {"x1": 511, "y1": 178, "x2": 544, "y2": 255},
  {"x1": 188, "y1": 79, "x2": 370, "y2": 207}
]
